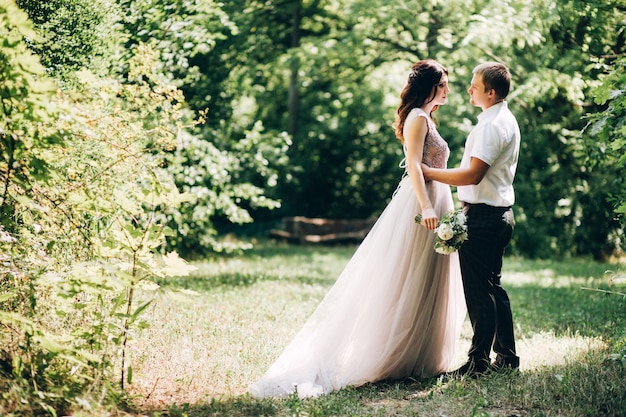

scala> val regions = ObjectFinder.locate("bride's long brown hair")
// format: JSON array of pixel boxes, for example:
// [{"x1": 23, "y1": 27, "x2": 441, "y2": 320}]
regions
[{"x1": 393, "y1": 59, "x2": 448, "y2": 143}]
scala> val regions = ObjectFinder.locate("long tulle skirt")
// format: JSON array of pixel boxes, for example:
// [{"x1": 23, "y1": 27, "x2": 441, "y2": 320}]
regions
[{"x1": 248, "y1": 177, "x2": 466, "y2": 398}]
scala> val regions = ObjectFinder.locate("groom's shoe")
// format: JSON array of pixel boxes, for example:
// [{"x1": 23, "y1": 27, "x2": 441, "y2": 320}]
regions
[
  {"x1": 447, "y1": 359, "x2": 490, "y2": 379},
  {"x1": 489, "y1": 356, "x2": 520, "y2": 374}
]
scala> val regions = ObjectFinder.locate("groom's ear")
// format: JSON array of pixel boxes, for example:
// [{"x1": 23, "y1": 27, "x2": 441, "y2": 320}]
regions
[{"x1": 487, "y1": 88, "x2": 500, "y2": 103}]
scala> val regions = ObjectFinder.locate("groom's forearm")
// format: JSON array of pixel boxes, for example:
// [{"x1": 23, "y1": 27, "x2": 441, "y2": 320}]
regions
[
  {"x1": 423, "y1": 166, "x2": 472, "y2": 186},
  {"x1": 423, "y1": 158, "x2": 489, "y2": 186}
]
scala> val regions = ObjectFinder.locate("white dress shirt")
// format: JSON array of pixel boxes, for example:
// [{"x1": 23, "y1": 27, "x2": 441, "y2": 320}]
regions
[{"x1": 458, "y1": 101, "x2": 521, "y2": 207}]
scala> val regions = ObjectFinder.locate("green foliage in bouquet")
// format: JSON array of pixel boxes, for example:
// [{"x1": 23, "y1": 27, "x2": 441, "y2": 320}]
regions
[
  {"x1": 414, "y1": 209, "x2": 468, "y2": 255},
  {"x1": 432, "y1": 209, "x2": 469, "y2": 255}
]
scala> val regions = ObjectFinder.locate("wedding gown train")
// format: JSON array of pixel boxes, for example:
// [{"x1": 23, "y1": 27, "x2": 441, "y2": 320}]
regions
[{"x1": 249, "y1": 108, "x2": 466, "y2": 398}]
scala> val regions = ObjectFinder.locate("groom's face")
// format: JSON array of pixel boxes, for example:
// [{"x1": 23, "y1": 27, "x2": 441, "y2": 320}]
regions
[{"x1": 467, "y1": 73, "x2": 492, "y2": 109}]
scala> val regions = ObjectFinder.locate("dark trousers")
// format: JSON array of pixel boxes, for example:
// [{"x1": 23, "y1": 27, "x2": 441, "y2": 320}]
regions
[{"x1": 459, "y1": 203, "x2": 518, "y2": 365}]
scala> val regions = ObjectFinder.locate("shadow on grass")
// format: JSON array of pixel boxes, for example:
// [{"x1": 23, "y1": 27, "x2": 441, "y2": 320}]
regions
[
  {"x1": 156, "y1": 241, "x2": 357, "y2": 291},
  {"x1": 505, "y1": 256, "x2": 621, "y2": 279},
  {"x1": 508, "y1": 284, "x2": 626, "y2": 341},
  {"x1": 163, "y1": 242, "x2": 623, "y2": 291},
  {"x1": 131, "y1": 352, "x2": 626, "y2": 417},
  {"x1": 155, "y1": 268, "x2": 341, "y2": 291},
  {"x1": 131, "y1": 376, "x2": 446, "y2": 417}
]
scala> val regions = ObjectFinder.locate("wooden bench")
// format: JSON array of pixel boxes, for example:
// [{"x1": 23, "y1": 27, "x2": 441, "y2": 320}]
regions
[{"x1": 270, "y1": 216, "x2": 376, "y2": 244}]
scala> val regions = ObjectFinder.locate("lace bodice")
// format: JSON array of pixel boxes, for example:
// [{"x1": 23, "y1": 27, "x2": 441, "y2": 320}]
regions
[{"x1": 403, "y1": 108, "x2": 449, "y2": 169}]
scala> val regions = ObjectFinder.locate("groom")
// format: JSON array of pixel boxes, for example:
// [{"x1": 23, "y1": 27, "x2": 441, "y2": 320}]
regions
[{"x1": 423, "y1": 61, "x2": 521, "y2": 377}]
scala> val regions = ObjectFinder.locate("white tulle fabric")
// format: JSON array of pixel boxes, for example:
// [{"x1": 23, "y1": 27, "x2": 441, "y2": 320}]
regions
[{"x1": 249, "y1": 109, "x2": 466, "y2": 399}]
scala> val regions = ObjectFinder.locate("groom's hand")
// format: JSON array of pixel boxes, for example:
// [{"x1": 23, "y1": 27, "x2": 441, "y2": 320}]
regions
[{"x1": 421, "y1": 164, "x2": 432, "y2": 181}]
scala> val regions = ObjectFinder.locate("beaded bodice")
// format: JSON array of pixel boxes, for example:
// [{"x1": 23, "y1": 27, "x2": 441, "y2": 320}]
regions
[{"x1": 401, "y1": 108, "x2": 450, "y2": 173}]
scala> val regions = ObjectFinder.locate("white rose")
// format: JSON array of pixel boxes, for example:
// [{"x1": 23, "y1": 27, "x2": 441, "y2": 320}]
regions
[
  {"x1": 456, "y1": 211, "x2": 467, "y2": 225},
  {"x1": 436, "y1": 223, "x2": 454, "y2": 241},
  {"x1": 435, "y1": 245, "x2": 455, "y2": 255}
]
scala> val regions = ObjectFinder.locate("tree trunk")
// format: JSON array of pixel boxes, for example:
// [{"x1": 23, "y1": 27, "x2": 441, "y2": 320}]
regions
[{"x1": 287, "y1": 0, "x2": 301, "y2": 136}]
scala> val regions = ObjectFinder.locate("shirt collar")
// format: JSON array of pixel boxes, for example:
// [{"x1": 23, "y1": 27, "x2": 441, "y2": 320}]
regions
[{"x1": 478, "y1": 101, "x2": 507, "y2": 121}]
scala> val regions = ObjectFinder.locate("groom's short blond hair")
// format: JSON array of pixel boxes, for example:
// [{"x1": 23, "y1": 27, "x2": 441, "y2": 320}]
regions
[{"x1": 473, "y1": 62, "x2": 511, "y2": 100}]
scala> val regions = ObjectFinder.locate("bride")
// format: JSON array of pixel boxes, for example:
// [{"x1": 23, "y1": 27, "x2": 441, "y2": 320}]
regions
[{"x1": 249, "y1": 59, "x2": 466, "y2": 399}]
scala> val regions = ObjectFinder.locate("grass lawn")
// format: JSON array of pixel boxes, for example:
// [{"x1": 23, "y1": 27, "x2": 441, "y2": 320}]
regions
[{"x1": 123, "y1": 241, "x2": 626, "y2": 417}]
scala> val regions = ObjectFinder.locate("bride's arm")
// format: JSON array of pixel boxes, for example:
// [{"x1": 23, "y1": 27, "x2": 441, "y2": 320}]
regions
[{"x1": 404, "y1": 115, "x2": 438, "y2": 231}]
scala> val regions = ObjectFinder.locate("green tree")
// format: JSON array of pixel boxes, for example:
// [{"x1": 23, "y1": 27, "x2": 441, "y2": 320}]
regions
[
  {"x1": 2, "y1": 1, "x2": 197, "y2": 413},
  {"x1": 16, "y1": 0, "x2": 114, "y2": 81},
  {"x1": 0, "y1": 0, "x2": 61, "y2": 230},
  {"x1": 117, "y1": 0, "x2": 288, "y2": 255},
  {"x1": 499, "y1": 0, "x2": 625, "y2": 258},
  {"x1": 343, "y1": 0, "x2": 625, "y2": 258},
  {"x1": 583, "y1": 56, "x2": 626, "y2": 253},
  {"x1": 215, "y1": 0, "x2": 407, "y2": 219},
  {"x1": 255, "y1": 0, "x2": 625, "y2": 258}
]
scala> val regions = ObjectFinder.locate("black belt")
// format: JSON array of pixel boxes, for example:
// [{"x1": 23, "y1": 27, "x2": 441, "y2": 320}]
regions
[{"x1": 462, "y1": 202, "x2": 512, "y2": 210}]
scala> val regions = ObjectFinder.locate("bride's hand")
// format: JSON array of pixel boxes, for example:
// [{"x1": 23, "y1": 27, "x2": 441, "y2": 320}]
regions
[{"x1": 420, "y1": 207, "x2": 438, "y2": 231}]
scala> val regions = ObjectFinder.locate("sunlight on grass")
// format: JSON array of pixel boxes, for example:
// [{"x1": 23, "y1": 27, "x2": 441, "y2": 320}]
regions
[
  {"x1": 505, "y1": 269, "x2": 616, "y2": 289},
  {"x1": 128, "y1": 280, "x2": 328, "y2": 407},
  {"x1": 449, "y1": 325, "x2": 606, "y2": 372},
  {"x1": 516, "y1": 331, "x2": 606, "y2": 370},
  {"x1": 126, "y1": 246, "x2": 624, "y2": 414}
]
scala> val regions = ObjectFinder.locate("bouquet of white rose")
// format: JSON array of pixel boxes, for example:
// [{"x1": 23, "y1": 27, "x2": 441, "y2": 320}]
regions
[{"x1": 414, "y1": 209, "x2": 468, "y2": 254}]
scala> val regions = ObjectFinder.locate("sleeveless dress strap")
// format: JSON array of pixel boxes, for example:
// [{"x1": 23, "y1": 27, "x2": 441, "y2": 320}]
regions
[{"x1": 393, "y1": 108, "x2": 430, "y2": 198}]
